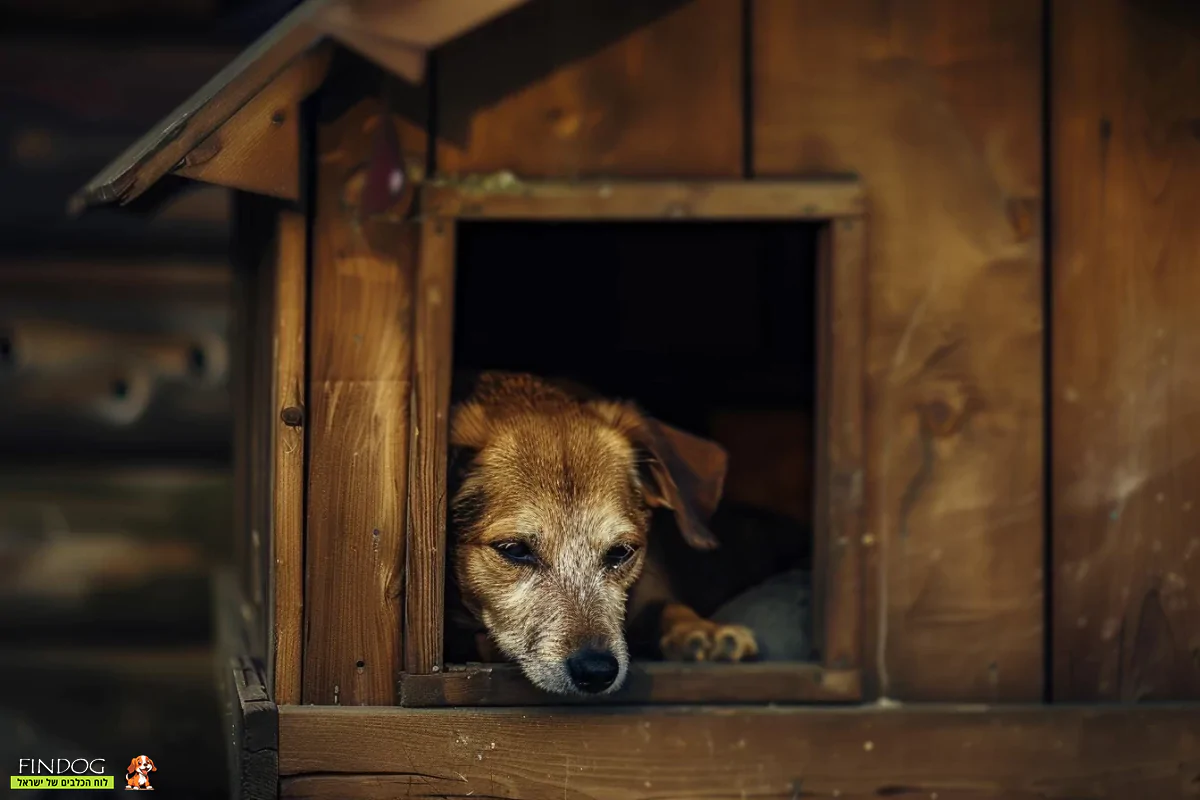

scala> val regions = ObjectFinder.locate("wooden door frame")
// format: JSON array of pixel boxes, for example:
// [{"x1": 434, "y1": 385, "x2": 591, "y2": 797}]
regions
[{"x1": 402, "y1": 178, "x2": 871, "y2": 706}]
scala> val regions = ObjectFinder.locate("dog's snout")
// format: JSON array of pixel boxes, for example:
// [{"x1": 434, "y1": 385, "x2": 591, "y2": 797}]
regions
[{"x1": 566, "y1": 647, "x2": 620, "y2": 693}]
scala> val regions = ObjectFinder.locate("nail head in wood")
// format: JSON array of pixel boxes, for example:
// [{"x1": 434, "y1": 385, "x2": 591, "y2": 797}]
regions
[{"x1": 281, "y1": 405, "x2": 304, "y2": 427}]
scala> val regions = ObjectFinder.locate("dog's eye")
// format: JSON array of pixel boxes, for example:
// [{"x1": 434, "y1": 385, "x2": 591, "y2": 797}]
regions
[
  {"x1": 492, "y1": 540, "x2": 537, "y2": 565},
  {"x1": 603, "y1": 543, "x2": 637, "y2": 570}
]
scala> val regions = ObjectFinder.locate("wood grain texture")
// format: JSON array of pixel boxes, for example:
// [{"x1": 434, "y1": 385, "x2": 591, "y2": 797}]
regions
[
  {"x1": 272, "y1": 211, "x2": 308, "y2": 706},
  {"x1": 404, "y1": 217, "x2": 457, "y2": 674},
  {"x1": 421, "y1": 179, "x2": 864, "y2": 219},
  {"x1": 754, "y1": 0, "x2": 1045, "y2": 701},
  {"x1": 278, "y1": 704, "x2": 1200, "y2": 799},
  {"x1": 176, "y1": 46, "x2": 331, "y2": 200},
  {"x1": 303, "y1": 97, "x2": 422, "y2": 705},
  {"x1": 400, "y1": 662, "x2": 858, "y2": 707},
  {"x1": 435, "y1": 0, "x2": 742, "y2": 178},
  {"x1": 1051, "y1": 0, "x2": 1200, "y2": 702},
  {"x1": 818, "y1": 218, "x2": 867, "y2": 674}
]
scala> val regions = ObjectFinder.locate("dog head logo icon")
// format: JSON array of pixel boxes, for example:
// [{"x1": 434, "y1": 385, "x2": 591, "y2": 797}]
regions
[{"x1": 124, "y1": 755, "x2": 156, "y2": 790}]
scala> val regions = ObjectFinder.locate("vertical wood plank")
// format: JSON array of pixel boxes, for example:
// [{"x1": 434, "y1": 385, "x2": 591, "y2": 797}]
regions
[
  {"x1": 303, "y1": 96, "x2": 420, "y2": 705},
  {"x1": 1052, "y1": 0, "x2": 1200, "y2": 701},
  {"x1": 435, "y1": 0, "x2": 742, "y2": 177},
  {"x1": 272, "y1": 210, "x2": 308, "y2": 705},
  {"x1": 405, "y1": 218, "x2": 458, "y2": 674},
  {"x1": 820, "y1": 218, "x2": 867, "y2": 675},
  {"x1": 755, "y1": 0, "x2": 1044, "y2": 700}
]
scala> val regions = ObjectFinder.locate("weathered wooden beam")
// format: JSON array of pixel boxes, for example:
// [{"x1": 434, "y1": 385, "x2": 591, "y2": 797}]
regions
[
  {"x1": 278, "y1": 703, "x2": 1200, "y2": 799},
  {"x1": 403, "y1": 216, "x2": 456, "y2": 675},
  {"x1": 420, "y1": 178, "x2": 864, "y2": 220},
  {"x1": 302, "y1": 92, "x2": 423, "y2": 705},
  {"x1": 269, "y1": 211, "x2": 308, "y2": 705}
]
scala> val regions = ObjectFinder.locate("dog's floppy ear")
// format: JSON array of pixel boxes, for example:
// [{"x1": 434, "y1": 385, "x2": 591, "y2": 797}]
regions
[
  {"x1": 449, "y1": 400, "x2": 490, "y2": 451},
  {"x1": 148, "y1": 759, "x2": 156, "y2": 772},
  {"x1": 126, "y1": 758, "x2": 138, "y2": 775},
  {"x1": 591, "y1": 401, "x2": 727, "y2": 550}
]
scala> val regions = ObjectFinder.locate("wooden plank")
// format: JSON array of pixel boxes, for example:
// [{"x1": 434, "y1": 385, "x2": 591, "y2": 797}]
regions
[
  {"x1": 176, "y1": 47, "x2": 332, "y2": 201},
  {"x1": 436, "y1": 0, "x2": 742, "y2": 178},
  {"x1": 1051, "y1": 0, "x2": 1200, "y2": 702},
  {"x1": 421, "y1": 179, "x2": 864, "y2": 219},
  {"x1": 302, "y1": 96, "x2": 421, "y2": 705},
  {"x1": 819, "y1": 218, "x2": 867, "y2": 674},
  {"x1": 271, "y1": 211, "x2": 308, "y2": 706},
  {"x1": 215, "y1": 567, "x2": 279, "y2": 800},
  {"x1": 754, "y1": 0, "x2": 1045, "y2": 701},
  {"x1": 404, "y1": 217, "x2": 457, "y2": 675},
  {"x1": 278, "y1": 704, "x2": 1200, "y2": 799},
  {"x1": 227, "y1": 655, "x2": 279, "y2": 800},
  {"x1": 400, "y1": 662, "x2": 859, "y2": 707}
]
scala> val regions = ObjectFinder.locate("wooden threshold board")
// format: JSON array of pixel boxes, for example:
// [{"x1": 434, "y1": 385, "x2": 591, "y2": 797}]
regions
[{"x1": 399, "y1": 661, "x2": 859, "y2": 706}]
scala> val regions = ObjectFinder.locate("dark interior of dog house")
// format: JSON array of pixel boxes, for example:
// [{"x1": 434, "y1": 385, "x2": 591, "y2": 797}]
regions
[{"x1": 451, "y1": 221, "x2": 819, "y2": 662}]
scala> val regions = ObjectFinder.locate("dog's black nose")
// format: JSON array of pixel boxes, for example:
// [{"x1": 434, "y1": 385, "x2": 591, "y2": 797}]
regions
[{"x1": 566, "y1": 647, "x2": 620, "y2": 693}]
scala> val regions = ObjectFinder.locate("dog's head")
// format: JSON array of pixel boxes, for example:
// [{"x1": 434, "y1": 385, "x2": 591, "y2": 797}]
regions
[
  {"x1": 127, "y1": 756, "x2": 155, "y2": 775},
  {"x1": 449, "y1": 376, "x2": 727, "y2": 696}
]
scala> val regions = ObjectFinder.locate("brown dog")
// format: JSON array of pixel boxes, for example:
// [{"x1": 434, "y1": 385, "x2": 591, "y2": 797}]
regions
[
  {"x1": 124, "y1": 755, "x2": 155, "y2": 790},
  {"x1": 445, "y1": 371, "x2": 759, "y2": 696}
]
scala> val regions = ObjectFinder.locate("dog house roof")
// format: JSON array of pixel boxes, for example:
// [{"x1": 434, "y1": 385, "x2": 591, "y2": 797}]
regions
[{"x1": 68, "y1": 0, "x2": 531, "y2": 213}]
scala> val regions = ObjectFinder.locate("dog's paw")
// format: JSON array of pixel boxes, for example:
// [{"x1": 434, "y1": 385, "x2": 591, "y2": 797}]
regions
[
  {"x1": 711, "y1": 623, "x2": 759, "y2": 662},
  {"x1": 660, "y1": 619, "x2": 759, "y2": 663},
  {"x1": 660, "y1": 618, "x2": 715, "y2": 661}
]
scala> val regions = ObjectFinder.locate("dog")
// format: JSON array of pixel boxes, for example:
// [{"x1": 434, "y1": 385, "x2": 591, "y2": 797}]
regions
[
  {"x1": 445, "y1": 371, "x2": 764, "y2": 696},
  {"x1": 124, "y1": 755, "x2": 155, "y2": 790}
]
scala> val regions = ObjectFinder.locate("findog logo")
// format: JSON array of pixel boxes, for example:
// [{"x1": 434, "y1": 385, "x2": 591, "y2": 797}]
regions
[
  {"x1": 11, "y1": 757, "x2": 113, "y2": 790},
  {"x1": 124, "y1": 755, "x2": 157, "y2": 790}
]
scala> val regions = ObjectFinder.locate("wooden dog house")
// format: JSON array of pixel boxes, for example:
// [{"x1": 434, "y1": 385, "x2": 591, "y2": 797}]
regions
[{"x1": 72, "y1": 0, "x2": 1200, "y2": 797}]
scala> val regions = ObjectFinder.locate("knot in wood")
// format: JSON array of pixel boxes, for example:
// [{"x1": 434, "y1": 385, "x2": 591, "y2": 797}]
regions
[{"x1": 281, "y1": 405, "x2": 305, "y2": 427}]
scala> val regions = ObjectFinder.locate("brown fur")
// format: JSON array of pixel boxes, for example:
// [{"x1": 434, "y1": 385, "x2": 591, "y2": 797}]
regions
[{"x1": 446, "y1": 371, "x2": 757, "y2": 695}]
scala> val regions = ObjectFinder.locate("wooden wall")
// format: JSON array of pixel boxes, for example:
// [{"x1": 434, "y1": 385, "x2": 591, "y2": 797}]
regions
[
  {"x1": 436, "y1": 0, "x2": 743, "y2": 178},
  {"x1": 287, "y1": 0, "x2": 1200, "y2": 705},
  {"x1": 753, "y1": 0, "x2": 1045, "y2": 702},
  {"x1": 1051, "y1": 0, "x2": 1200, "y2": 702},
  {"x1": 435, "y1": 0, "x2": 1045, "y2": 702}
]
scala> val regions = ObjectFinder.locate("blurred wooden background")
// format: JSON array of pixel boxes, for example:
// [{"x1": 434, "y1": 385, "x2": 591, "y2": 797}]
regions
[{"x1": 0, "y1": 0, "x2": 299, "y2": 792}]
